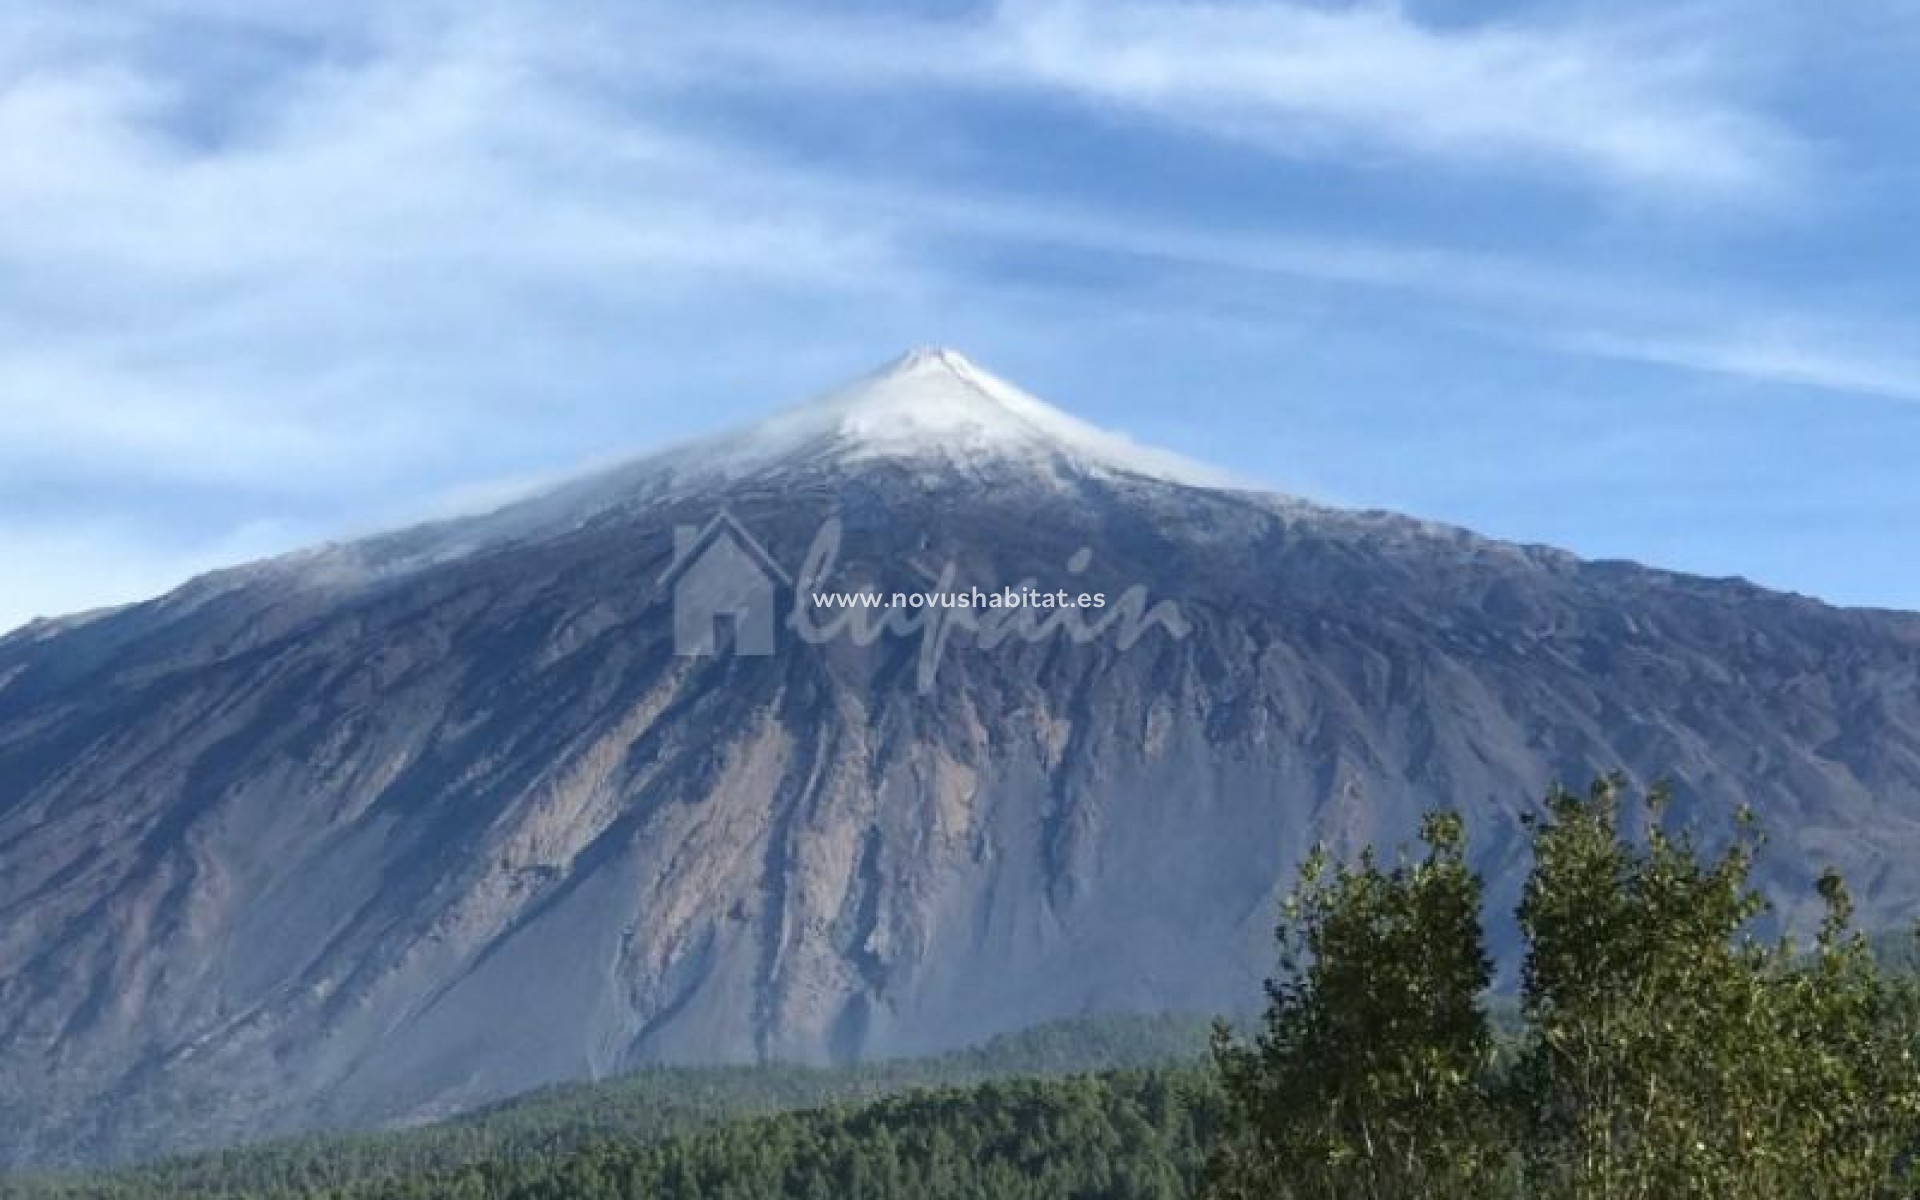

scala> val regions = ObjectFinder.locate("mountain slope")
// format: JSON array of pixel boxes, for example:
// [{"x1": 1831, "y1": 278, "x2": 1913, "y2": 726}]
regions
[{"x1": 4, "y1": 350, "x2": 1920, "y2": 1166}]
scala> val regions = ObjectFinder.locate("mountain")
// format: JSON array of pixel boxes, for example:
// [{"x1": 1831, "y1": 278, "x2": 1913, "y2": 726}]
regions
[{"x1": 5, "y1": 349, "x2": 1920, "y2": 1167}]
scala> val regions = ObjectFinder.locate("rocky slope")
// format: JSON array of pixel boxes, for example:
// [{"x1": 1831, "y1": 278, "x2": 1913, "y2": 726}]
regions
[{"x1": 4, "y1": 350, "x2": 1920, "y2": 1166}]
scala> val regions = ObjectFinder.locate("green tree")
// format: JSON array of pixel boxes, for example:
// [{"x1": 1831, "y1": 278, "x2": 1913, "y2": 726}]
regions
[
  {"x1": 1209, "y1": 811, "x2": 1506, "y2": 1200},
  {"x1": 1213, "y1": 778, "x2": 1920, "y2": 1200},
  {"x1": 1512, "y1": 776, "x2": 1769, "y2": 1199},
  {"x1": 1513, "y1": 776, "x2": 1920, "y2": 1200},
  {"x1": 1734, "y1": 871, "x2": 1920, "y2": 1199}
]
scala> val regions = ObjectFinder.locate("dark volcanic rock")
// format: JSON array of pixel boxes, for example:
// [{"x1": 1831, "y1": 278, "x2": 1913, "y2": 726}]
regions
[{"x1": 4, "y1": 350, "x2": 1919, "y2": 1165}]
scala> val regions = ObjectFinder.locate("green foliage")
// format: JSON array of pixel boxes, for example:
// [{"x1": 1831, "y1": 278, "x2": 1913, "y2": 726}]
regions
[
  {"x1": 1513, "y1": 776, "x2": 1772, "y2": 1199},
  {"x1": 1753, "y1": 872, "x2": 1920, "y2": 1199},
  {"x1": 1210, "y1": 811, "x2": 1506, "y2": 1200},
  {"x1": 0, "y1": 1014, "x2": 1210, "y2": 1200},
  {"x1": 362, "y1": 1071, "x2": 1218, "y2": 1200},
  {"x1": 2, "y1": 1071, "x2": 1218, "y2": 1200},
  {"x1": 1214, "y1": 777, "x2": 1920, "y2": 1200},
  {"x1": 1515, "y1": 777, "x2": 1920, "y2": 1200}
]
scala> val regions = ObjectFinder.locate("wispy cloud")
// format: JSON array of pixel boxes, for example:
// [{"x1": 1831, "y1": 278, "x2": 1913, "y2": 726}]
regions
[
  {"x1": 745, "y1": 175, "x2": 1920, "y2": 406},
  {"x1": 0, "y1": 1, "x2": 920, "y2": 627},
  {"x1": 0, "y1": 0, "x2": 1911, "y2": 629},
  {"x1": 1568, "y1": 327, "x2": 1920, "y2": 406},
  {"x1": 658, "y1": 0, "x2": 1799, "y2": 202},
  {"x1": 0, "y1": 3, "x2": 899, "y2": 489},
  {"x1": 1001, "y1": 0, "x2": 1795, "y2": 200}
]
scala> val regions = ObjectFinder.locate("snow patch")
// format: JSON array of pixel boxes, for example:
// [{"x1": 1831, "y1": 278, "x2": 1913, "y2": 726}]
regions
[
  {"x1": 675, "y1": 348, "x2": 1233, "y2": 488},
  {"x1": 158, "y1": 351, "x2": 1245, "y2": 598}
]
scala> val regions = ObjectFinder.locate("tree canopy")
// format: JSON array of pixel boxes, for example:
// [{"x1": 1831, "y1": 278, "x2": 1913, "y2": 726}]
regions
[{"x1": 1211, "y1": 776, "x2": 1920, "y2": 1200}]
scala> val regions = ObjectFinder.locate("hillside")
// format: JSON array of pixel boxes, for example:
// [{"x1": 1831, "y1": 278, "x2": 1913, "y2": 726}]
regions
[
  {"x1": 6, "y1": 351, "x2": 1920, "y2": 1165},
  {"x1": 0, "y1": 1016, "x2": 1209, "y2": 1199},
  {"x1": 5, "y1": 1070, "x2": 1216, "y2": 1200}
]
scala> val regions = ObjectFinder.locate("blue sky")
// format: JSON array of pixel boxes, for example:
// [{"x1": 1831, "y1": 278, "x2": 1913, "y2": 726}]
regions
[{"x1": 2, "y1": 0, "x2": 1918, "y2": 631}]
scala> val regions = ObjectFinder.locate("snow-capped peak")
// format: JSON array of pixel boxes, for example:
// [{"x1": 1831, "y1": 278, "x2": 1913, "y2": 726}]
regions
[
  {"x1": 713, "y1": 347, "x2": 1225, "y2": 486},
  {"x1": 262, "y1": 350, "x2": 1234, "y2": 590}
]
